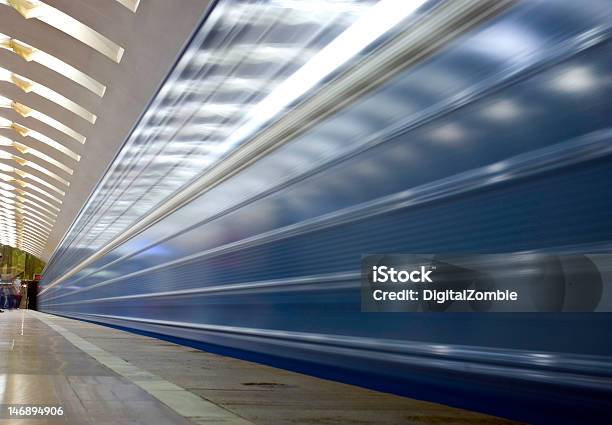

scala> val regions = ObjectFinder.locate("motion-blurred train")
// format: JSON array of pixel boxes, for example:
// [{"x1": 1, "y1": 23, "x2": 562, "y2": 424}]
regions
[{"x1": 39, "y1": 0, "x2": 612, "y2": 423}]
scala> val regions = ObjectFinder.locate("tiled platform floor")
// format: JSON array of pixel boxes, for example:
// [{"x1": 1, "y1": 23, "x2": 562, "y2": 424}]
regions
[{"x1": 0, "y1": 310, "x2": 519, "y2": 424}]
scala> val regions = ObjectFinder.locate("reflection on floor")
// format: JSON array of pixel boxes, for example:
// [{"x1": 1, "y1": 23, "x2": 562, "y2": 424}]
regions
[{"x1": 0, "y1": 310, "x2": 519, "y2": 424}]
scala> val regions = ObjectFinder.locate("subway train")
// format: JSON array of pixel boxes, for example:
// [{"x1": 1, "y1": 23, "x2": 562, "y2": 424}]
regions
[{"x1": 38, "y1": 0, "x2": 612, "y2": 423}]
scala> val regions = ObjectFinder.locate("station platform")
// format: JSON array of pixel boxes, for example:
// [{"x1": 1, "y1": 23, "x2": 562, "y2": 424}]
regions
[{"x1": 0, "y1": 310, "x2": 519, "y2": 425}]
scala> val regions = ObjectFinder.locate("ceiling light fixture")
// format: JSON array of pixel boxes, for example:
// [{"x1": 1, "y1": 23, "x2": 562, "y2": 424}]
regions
[
  {"x1": 11, "y1": 142, "x2": 76, "y2": 174},
  {"x1": 0, "y1": 118, "x2": 80, "y2": 161},
  {"x1": 0, "y1": 95, "x2": 86, "y2": 143},
  {"x1": 0, "y1": 172, "x2": 66, "y2": 196},
  {"x1": 0, "y1": 33, "x2": 106, "y2": 96},
  {"x1": 0, "y1": 0, "x2": 125, "y2": 63},
  {"x1": 0, "y1": 67, "x2": 97, "y2": 123}
]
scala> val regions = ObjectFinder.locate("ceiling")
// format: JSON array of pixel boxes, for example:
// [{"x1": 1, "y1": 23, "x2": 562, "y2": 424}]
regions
[{"x1": 0, "y1": 0, "x2": 211, "y2": 260}]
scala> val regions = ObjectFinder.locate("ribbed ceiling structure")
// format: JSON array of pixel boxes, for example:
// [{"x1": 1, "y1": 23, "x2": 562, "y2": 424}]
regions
[
  {"x1": 0, "y1": 0, "x2": 212, "y2": 259},
  {"x1": 0, "y1": 0, "x2": 128, "y2": 256}
]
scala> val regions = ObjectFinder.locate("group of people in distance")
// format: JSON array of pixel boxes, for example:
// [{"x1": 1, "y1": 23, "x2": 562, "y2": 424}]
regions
[{"x1": 0, "y1": 285, "x2": 22, "y2": 313}]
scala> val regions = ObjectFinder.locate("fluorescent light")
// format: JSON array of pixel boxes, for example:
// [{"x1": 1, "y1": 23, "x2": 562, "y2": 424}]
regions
[
  {"x1": 0, "y1": 95, "x2": 86, "y2": 143},
  {"x1": 30, "y1": 108, "x2": 87, "y2": 143},
  {"x1": 0, "y1": 187, "x2": 16, "y2": 198},
  {"x1": 0, "y1": 209, "x2": 15, "y2": 218},
  {"x1": 20, "y1": 183, "x2": 64, "y2": 204},
  {"x1": 22, "y1": 189, "x2": 61, "y2": 210},
  {"x1": 0, "y1": 121, "x2": 80, "y2": 163},
  {"x1": 19, "y1": 224, "x2": 50, "y2": 240},
  {"x1": 15, "y1": 170, "x2": 65, "y2": 197},
  {"x1": 0, "y1": 0, "x2": 124, "y2": 63},
  {"x1": 19, "y1": 244, "x2": 43, "y2": 254},
  {"x1": 22, "y1": 215, "x2": 52, "y2": 233},
  {"x1": 21, "y1": 236, "x2": 45, "y2": 247},
  {"x1": 12, "y1": 124, "x2": 81, "y2": 161},
  {"x1": 20, "y1": 203, "x2": 56, "y2": 221},
  {"x1": 17, "y1": 158, "x2": 70, "y2": 186},
  {"x1": 16, "y1": 197, "x2": 58, "y2": 220},
  {"x1": 0, "y1": 185, "x2": 56, "y2": 245},
  {"x1": 0, "y1": 66, "x2": 97, "y2": 123},
  {"x1": 21, "y1": 209, "x2": 54, "y2": 227},
  {"x1": 0, "y1": 150, "x2": 70, "y2": 186},
  {"x1": 20, "y1": 244, "x2": 43, "y2": 254},
  {"x1": 0, "y1": 33, "x2": 106, "y2": 96},
  {"x1": 21, "y1": 234, "x2": 46, "y2": 245},
  {"x1": 17, "y1": 234, "x2": 45, "y2": 246},
  {"x1": 24, "y1": 186, "x2": 62, "y2": 205},
  {"x1": 0, "y1": 174, "x2": 62, "y2": 204},
  {"x1": 29, "y1": 82, "x2": 97, "y2": 124}
]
